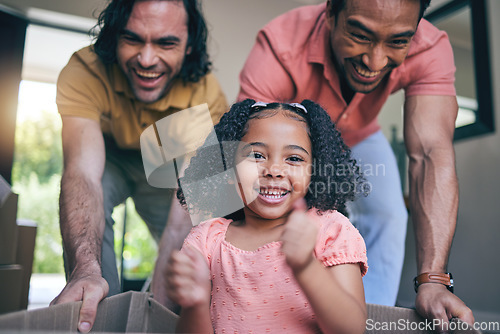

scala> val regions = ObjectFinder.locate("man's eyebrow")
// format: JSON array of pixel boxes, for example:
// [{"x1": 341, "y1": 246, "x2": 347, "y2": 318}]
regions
[
  {"x1": 120, "y1": 29, "x2": 142, "y2": 40},
  {"x1": 346, "y1": 18, "x2": 415, "y2": 38},
  {"x1": 156, "y1": 36, "x2": 181, "y2": 44},
  {"x1": 120, "y1": 29, "x2": 182, "y2": 43}
]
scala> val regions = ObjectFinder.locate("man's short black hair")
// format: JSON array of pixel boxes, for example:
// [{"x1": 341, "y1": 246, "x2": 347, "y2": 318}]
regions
[
  {"x1": 328, "y1": 0, "x2": 431, "y2": 22},
  {"x1": 92, "y1": 0, "x2": 211, "y2": 83}
]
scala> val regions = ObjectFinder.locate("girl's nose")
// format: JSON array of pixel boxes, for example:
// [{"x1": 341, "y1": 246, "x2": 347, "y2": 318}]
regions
[{"x1": 263, "y1": 162, "x2": 284, "y2": 178}]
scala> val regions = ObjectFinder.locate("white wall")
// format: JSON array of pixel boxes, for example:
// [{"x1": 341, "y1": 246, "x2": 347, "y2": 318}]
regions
[
  {"x1": 450, "y1": 0, "x2": 500, "y2": 319},
  {"x1": 204, "y1": 0, "x2": 313, "y2": 103}
]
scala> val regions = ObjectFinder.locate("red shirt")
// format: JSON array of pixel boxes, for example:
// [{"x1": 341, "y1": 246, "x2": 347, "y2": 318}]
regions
[{"x1": 238, "y1": 3, "x2": 456, "y2": 147}]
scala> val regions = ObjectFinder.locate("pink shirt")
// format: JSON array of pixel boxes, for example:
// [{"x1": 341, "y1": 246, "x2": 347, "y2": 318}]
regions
[
  {"x1": 238, "y1": 4, "x2": 456, "y2": 147},
  {"x1": 181, "y1": 210, "x2": 367, "y2": 333}
]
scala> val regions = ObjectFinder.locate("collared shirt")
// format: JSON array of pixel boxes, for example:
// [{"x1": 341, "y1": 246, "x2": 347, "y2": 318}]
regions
[
  {"x1": 57, "y1": 46, "x2": 228, "y2": 149},
  {"x1": 238, "y1": 4, "x2": 456, "y2": 147}
]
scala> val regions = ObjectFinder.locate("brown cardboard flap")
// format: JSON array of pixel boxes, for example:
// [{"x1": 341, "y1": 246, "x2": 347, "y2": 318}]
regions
[
  {"x1": 1, "y1": 294, "x2": 481, "y2": 333},
  {"x1": 0, "y1": 301, "x2": 79, "y2": 331},
  {"x1": 0, "y1": 291, "x2": 178, "y2": 333}
]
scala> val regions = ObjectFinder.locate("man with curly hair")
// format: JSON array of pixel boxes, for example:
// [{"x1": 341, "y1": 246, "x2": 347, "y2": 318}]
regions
[
  {"x1": 238, "y1": 0, "x2": 474, "y2": 330},
  {"x1": 51, "y1": 0, "x2": 227, "y2": 332}
]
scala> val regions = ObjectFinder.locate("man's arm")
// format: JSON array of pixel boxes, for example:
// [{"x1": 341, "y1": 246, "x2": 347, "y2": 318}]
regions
[
  {"x1": 51, "y1": 116, "x2": 109, "y2": 333},
  {"x1": 404, "y1": 95, "x2": 474, "y2": 330},
  {"x1": 151, "y1": 196, "x2": 192, "y2": 312}
]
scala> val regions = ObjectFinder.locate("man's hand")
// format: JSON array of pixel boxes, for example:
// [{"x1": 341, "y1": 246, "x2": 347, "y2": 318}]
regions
[
  {"x1": 280, "y1": 199, "x2": 318, "y2": 273},
  {"x1": 51, "y1": 271, "x2": 109, "y2": 333},
  {"x1": 165, "y1": 246, "x2": 211, "y2": 308},
  {"x1": 415, "y1": 284, "x2": 474, "y2": 333}
]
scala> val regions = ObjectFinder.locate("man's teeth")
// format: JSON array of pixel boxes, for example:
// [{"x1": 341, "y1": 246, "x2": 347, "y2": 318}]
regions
[
  {"x1": 259, "y1": 189, "x2": 288, "y2": 198},
  {"x1": 136, "y1": 70, "x2": 162, "y2": 79},
  {"x1": 354, "y1": 64, "x2": 380, "y2": 78}
]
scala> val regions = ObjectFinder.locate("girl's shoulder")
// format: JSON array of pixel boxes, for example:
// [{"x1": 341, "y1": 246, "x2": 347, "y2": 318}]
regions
[
  {"x1": 308, "y1": 209, "x2": 368, "y2": 275},
  {"x1": 306, "y1": 209, "x2": 351, "y2": 229},
  {"x1": 185, "y1": 217, "x2": 232, "y2": 245}
]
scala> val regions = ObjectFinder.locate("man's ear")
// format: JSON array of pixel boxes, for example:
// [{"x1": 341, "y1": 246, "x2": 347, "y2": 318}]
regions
[{"x1": 186, "y1": 45, "x2": 192, "y2": 56}]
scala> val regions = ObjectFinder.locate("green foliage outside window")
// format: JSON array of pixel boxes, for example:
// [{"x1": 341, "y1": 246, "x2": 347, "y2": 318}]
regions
[{"x1": 12, "y1": 102, "x2": 157, "y2": 279}]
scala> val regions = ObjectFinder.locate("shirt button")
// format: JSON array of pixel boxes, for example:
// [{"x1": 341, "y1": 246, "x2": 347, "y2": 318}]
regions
[
  {"x1": 142, "y1": 122, "x2": 148, "y2": 128},
  {"x1": 342, "y1": 114, "x2": 348, "y2": 119}
]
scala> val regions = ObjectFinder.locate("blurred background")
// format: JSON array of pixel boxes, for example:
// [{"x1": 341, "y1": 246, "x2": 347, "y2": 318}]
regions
[{"x1": 0, "y1": 0, "x2": 498, "y2": 326}]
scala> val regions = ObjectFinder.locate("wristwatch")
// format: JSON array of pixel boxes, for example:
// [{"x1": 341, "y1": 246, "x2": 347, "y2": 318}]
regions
[{"x1": 414, "y1": 272, "x2": 454, "y2": 293}]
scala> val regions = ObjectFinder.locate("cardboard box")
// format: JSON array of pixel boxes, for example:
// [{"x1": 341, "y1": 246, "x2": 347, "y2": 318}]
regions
[
  {"x1": 15, "y1": 220, "x2": 37, "y2": 310},
  {"x1": 0, "y1": 176, "x2": 18, "y2": 265},
  {"x1": 0, "y1": 265, "x2": 23, "y2": 315},
  {"x1": 0, "y1": 291, "x2": 178, "y2": 333},
  {"x1": 0, "y1": 292, "x2": 481, "y2": 333}
]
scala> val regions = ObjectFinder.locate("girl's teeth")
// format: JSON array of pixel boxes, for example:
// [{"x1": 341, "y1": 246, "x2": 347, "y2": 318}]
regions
[{"x1": 259, "y1": 189, "x2": 287, "y2": 197}]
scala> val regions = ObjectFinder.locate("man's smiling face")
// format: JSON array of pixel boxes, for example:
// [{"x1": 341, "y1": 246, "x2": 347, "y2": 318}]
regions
[
  {"x1": 116, "y1": 0, "x2": 190, "y2": 103},
  {"x1": 327, "y1": 0, "x2": 420, "y2": 94}
]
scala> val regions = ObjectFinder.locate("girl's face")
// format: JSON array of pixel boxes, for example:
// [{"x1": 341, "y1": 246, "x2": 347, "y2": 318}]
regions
[{"x1": 235, "y1": 110, "x2": 312, "y2": 221}]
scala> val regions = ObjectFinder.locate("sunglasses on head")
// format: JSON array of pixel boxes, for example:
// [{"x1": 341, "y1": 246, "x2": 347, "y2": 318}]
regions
[{"x1": 250, "y1": 101, "x2": 308, "y2": 114}]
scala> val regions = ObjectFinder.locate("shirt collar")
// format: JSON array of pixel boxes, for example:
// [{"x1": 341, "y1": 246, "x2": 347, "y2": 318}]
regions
[
  {"x1": 306, "y1": 8, "x2": 343, "y2": 92},
  {"x1": 307, "y1": 5, "x2": 330, "y2": 66}
]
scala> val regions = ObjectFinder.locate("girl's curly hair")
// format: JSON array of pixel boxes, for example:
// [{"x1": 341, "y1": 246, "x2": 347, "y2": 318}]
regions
[{"x1": 177, "y1": 99, "x2": 368, "y2": 218}]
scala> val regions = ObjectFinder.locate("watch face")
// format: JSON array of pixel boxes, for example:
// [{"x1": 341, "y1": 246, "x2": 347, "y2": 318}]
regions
[{"x1": 447, "y1": 272, "x2": 454, "y2": 293}]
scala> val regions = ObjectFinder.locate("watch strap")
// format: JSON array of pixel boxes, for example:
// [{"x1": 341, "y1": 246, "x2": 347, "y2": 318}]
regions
[{"x1": 414, "y1": 272, "x2": 454, "y2": 293}]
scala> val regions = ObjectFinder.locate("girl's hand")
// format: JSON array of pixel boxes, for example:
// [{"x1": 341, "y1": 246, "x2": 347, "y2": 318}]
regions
[
  {"x1": 165, "y1": 245, "x2": 211, "y2": 308},
  {"x1": 280, "y1": 199, "x2": 319, "y2": 273}
]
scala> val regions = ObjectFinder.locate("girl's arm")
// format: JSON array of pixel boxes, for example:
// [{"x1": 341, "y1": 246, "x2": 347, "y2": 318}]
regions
[
  {"x1": 295, "y1": 261, "x2": 366, "y2": 334},
  {"x1": 280, "y1": 200, "x2": 366, "y2": 334},
  {"x1": 165, "y1": 246, "x2": 214, "y2": 333}
]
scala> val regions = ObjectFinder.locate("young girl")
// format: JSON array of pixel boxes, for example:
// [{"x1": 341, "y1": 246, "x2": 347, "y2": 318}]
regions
[{"x1": 166, "y1": 99, "x2": 368, "y2": 334}]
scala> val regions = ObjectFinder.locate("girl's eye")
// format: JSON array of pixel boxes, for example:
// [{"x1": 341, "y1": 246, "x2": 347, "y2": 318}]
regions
[
  {"x1": 288, "y1": 156, "x2": 304, "y2": 163},
  {"x1": 248, "y1": 151, "x2": 264, "y2": 160}
]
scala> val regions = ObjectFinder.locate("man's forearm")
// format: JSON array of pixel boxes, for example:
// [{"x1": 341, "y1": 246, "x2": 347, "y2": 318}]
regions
[
  {"x1": 408, "y1": 148, "x2": 458, "y2": 273},
  {"x1": 59, "y1": 169, "x2": 105, "y2": 276},
  {"x1": 152, "y1": 196, "x2": 192, "y2": 309}
]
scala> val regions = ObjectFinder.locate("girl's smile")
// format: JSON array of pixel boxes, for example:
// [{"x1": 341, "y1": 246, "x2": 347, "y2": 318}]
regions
[{"x1": 235, "y1": 110, "x2": 312, "y2": 224}]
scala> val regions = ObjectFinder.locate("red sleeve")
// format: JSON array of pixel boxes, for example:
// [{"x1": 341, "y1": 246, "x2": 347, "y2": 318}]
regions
[
  {"x1": 237, "y1": 30, "x2": 296, "y2": 103},
  {"x1": 404, "y1": 20, "x2": 456, "y2": 97},
  {"x1": 313, "y1": 211, "x2": 368, "y2": 276}
]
